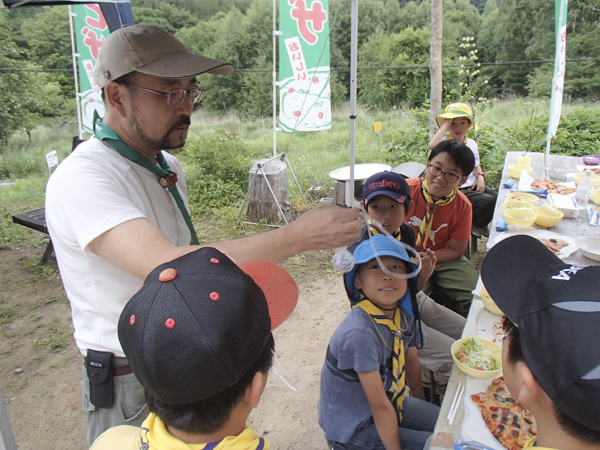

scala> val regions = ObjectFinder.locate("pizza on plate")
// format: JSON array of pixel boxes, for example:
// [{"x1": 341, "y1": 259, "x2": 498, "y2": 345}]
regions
[
  {"x1": 538, "y1": 237, "x2": 569, "y2": 254},
  {"x1": 471, "y1": 376, "x2": 537, "y2": 450},
  {"x1": 583, "y1": 167, "x2": 600, "y2": 175},
  {"x1": 530, "y1": 179, "x2": 576, "y2": 195}
]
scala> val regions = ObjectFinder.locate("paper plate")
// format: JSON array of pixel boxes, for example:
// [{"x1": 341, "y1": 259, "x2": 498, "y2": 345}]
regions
[
  {"x1": 328, "y1": 163, "x2": 392, "y2": 181},
  {"x1": 576, "y1": 236, "x2": 600, "y2": 262},
  {"x1": 489, "y1": 229, "x2": 577, "y2": 259}
]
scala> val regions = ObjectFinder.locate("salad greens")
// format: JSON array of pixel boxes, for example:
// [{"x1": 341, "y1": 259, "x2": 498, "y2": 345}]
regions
[{"x1": 455, "y1": 338, "x2": 501, "y2": 371}]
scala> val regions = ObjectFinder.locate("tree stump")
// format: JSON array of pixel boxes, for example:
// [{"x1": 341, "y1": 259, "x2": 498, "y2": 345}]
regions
[{"x1": 246, "y1": 158, "x2": 293, "y2": 223}]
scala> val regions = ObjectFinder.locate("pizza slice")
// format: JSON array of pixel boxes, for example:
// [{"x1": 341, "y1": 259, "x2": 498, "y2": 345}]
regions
[
  {"x1": 538, "y1": 238, "x2": 569, "y2": 254},
  {"x1": 471, "y1": 376, "x2": 538, "y2": 450},
  {"x1": 531, "y1": 179, "x2": 577, "y2": 195}
]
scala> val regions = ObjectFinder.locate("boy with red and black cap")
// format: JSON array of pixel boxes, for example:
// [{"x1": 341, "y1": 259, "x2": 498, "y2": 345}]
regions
[
  {"x1": 481, "y1": 235, "x2": 600, "y2": 450},
  {"x1": 90, "y1": 247, "x2": 298, "y2": 449},
  {"x1": 349, "y1": 171, "x2": 466, "y2": 395}
]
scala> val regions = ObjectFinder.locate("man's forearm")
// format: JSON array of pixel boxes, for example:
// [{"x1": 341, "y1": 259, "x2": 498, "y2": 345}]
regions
[{"x1": 89, "y1": 205, "x2": 362, "y2": 280}]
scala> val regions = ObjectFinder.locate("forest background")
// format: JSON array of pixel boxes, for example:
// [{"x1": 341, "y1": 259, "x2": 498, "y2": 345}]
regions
[{"x1": 2, "y1": 0, "x2": 600, "y2": 242}]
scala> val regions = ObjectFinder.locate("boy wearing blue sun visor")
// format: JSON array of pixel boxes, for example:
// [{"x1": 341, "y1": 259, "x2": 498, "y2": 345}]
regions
[{"x1": 318, "y1": 235, "x2": 439, "y2": 450}]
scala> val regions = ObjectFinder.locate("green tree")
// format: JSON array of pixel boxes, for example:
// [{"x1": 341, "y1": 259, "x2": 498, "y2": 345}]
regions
[
  {"x1": 0, "y1": 11, "x2": 62, "y2": 144},
  {"x1": 20, "y1": 6, "x2": 73, "y2": 100},
  {"x1": 358, "y1": 27, "x2": 431, "y2": 108},
  {"x1": 132, "y1": 2, "x2": 198, "y2": 34}
]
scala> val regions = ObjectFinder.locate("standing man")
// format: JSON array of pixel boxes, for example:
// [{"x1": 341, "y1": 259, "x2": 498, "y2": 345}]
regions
[{"x1": 45, "y1": 24, "x2": 361, "y2": 447}]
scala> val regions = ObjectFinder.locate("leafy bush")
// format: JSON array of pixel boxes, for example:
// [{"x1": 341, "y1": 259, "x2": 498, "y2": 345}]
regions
[
  {"x1": 472, "y1": 124, "x2": 508, "y2": 189},
  {"x1": 383, "y1": 107, "x2": 430, "y2": 166},
  {"x1": 183, "y1": 129, "x2": 258, "y2": 216},
  {"x1": 550, "y1": 108, "x2": 600, "y2": 157}
]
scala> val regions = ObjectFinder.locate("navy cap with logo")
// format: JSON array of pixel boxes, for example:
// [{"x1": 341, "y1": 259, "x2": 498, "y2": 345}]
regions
[
  {"x1": 481, "y1": 235, "x2": 600, "y2": 431},
  {"x1": 362, "y1": 171, "x2": 411, "y2": 208},
  {"x1": 118, "y1": 247, "x2": 298, "y2": 406}
]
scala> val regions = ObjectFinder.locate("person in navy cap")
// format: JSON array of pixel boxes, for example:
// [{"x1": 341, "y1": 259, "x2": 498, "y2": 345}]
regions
[{"x1": 481, "y1": 235, "x2": 600, "y2": 450}]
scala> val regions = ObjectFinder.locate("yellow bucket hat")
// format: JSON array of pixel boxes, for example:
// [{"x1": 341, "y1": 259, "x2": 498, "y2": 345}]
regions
[{"x1": 436, "y1": 103, "x2": 478, "y2": 129}]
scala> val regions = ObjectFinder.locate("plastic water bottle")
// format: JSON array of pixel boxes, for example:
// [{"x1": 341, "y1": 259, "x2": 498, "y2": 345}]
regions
[{"x1": 576, "y1": 171, "x2": 594, "y2": 208}]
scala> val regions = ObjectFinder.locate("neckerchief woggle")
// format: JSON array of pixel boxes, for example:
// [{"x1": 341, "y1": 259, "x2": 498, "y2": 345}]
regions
[
  {"x1": 93, "y1": 111, "x2": 199, "y2": 245},
  {"x1": 353, "y1": 300, "x2": 407, "y2": 421},
  {"x1": 416, "y1": 178, "x2": 457, "y2": 250}
]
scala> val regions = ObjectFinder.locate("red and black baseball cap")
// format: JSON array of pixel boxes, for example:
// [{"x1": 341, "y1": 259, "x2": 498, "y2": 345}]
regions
[
  {"x1": 362, "y1": 171, "x2": 411, "y2": 208},
  {"x1": 481, "y1": 235, "x2": 600, "y2": 431},
  {"x1": 118, "y1": 247, "x2": 298, "y2": 405}
]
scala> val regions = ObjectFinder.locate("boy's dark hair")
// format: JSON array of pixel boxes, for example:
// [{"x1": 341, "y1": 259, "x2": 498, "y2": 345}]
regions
[
  {"x1": 147, "y1": 333, "x2": 275, "y2": 435},
  {"x1": 428, "y1": 139, "x2": 475, "y2": 178},
  {"x1": 503, "y1": 317, "x2": 600, "y2": 445}
]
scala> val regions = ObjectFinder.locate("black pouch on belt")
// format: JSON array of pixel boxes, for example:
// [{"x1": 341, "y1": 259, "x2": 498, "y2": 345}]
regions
[{"x1": 85, "y1": 349, "x2": 114, "y2": 409}]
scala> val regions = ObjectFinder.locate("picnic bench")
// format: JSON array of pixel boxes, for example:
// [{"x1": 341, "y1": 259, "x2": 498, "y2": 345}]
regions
[{"x1": 10, "y1": 137, "x2": 85, "y2": 265}]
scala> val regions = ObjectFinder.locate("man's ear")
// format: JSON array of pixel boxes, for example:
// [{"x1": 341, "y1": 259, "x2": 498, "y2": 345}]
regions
[
  {"x1": 103, "y1": 82, "x2": 129, "y2": 118},
  {"x1": 245, "y1": 371, "x2": 267, "y2": 409}
]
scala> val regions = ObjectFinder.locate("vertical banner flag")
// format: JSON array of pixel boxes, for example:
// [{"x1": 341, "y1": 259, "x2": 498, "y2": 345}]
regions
[
  {"x1": 279, "y1": 0, "x2": 332, "y2": 132},
  {"x1": 73, "y1": 4, "x2": 110, "y2": 133},
  {"x1": 547, "y1": 0, "x2": 568, "y2": 146}
]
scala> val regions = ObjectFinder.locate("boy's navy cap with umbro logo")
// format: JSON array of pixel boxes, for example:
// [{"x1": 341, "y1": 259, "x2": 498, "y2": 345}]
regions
[
  {"x1": 481, "y1": 235, "x2": 600, "y2": 431},
  {"x1": 363, "y1": 171, "x2": 411, "y2": 207}
]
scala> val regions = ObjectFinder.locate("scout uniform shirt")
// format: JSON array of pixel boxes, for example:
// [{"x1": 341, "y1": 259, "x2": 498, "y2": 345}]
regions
[{"x1": 90, "y1": 413, "x2": 269, "y2": 450}]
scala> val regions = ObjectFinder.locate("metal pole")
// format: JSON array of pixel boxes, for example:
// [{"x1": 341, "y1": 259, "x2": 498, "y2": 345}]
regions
[
  {"x1": 347, "y1": 0, "x2": 358, "y2": 207},
  {"x1": 68, "y1": 6, "x2": 83, "y2": 139},
  {"x1": 272, "y1": 0, "x2": 278, "y2": 157}
]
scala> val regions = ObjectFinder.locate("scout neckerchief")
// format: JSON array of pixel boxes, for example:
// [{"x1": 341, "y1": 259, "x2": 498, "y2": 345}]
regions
[
  {"x1": 416, "y1": 178, "x2": 457, "y2": 250},
  {"x1": 353, "y1": 300, "x2": 407, "y2": 421},
  {"x1": 367, "y1": 221, "x2": 401, "y2": 241},
  {"x1": 138, "y1": 413, "x2": 269, "y2": 449},
  {"x1": 93, "y1": 112, "x2": 199, "y2": 245}
]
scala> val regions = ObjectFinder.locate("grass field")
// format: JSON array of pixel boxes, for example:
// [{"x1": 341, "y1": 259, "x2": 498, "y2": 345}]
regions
[{"x1": 2, "y1": 97, "x2": 599, "y2": 249}]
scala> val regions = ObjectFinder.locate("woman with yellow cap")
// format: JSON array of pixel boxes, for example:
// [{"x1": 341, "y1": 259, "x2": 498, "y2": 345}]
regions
[{"x1": 428, "y1": 103, "x2": 497, "y2": 237}]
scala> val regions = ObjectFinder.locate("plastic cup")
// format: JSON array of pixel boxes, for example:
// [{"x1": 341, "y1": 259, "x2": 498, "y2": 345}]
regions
[{"x1": 517, "y1": 156, "x2": 531, "y2": 166}]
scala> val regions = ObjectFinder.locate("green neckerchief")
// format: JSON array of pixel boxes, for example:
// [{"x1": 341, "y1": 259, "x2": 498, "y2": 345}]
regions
[{"x1": 93, "y1": 111, "x2": 199, "y2": 245}]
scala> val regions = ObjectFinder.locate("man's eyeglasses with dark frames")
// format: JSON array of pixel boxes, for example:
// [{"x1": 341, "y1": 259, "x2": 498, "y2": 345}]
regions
[
  {"x1": 427, "y1": 163, "x2": 461, "y2": 183},
  {"x1": 119, "y1": 83, "x2": 206, "y2": 105}
]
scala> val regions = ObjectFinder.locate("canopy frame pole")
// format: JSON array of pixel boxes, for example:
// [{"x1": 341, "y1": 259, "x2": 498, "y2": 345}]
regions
[{"x1": 68, "y1": 5, "x2": 83, "y2": 139}]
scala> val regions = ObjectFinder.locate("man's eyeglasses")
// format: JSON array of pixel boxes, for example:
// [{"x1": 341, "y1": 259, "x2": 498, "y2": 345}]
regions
[
  {"x1": 120, "y1": 83, "x2": 206, "y2": 105},
  {"x1": 427, "y1": 163, "x2": 461, "y2": 183}
]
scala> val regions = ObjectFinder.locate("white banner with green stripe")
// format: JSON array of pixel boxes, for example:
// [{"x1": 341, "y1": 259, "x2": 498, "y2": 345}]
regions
[{"x1": 279, "y1": 0, "x2": 332, "y2": 132}]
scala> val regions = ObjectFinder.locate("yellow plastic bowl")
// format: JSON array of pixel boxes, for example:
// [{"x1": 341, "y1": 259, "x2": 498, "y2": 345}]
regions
[
  {"x1": 574, "y1": 173, "x2": 600, "y2": 187},
  {"x1": 508, "y1": 164, "x2": 533, "y2": 179},
  {"x1": 503, "y1": 209, "x2": 537, "y2": 226},
  {"x1": 516, "y1": 156, "x2": 532, "y2": 166},
  {"x1": 591, "y1": 190, "x2": 600, "y2": 206},
  {"x1": 480, "y1": 286, "x2": 505, "y2": 316},
  {"x1": 451, "y1": 337, "x2": 502, "y2": 379},
  {"x1": 506, "y1": 192, "x2": 539, "y2": 205},
  {"x1": 502, "y1": 201, "x2": 534, "y2": 211},
  {"x1": 532, "y1": 206, "x2": 564, "y2": 228}
]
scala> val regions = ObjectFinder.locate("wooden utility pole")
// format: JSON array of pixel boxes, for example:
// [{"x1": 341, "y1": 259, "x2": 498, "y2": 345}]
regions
[{"x1": 430, "y1": 0, "x2": 443, "y2": 138}]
